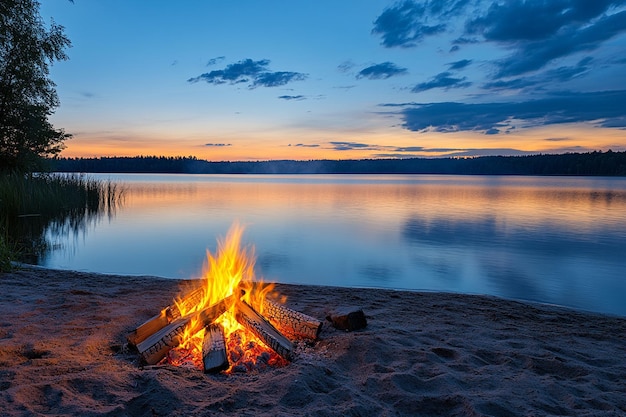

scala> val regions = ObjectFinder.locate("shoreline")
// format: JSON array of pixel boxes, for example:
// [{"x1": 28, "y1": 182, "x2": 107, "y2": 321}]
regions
[
  {"x1": 1, "y1": 266, "x2": 625, "y2": 416},
  {"x1": 16, "y1": 262, "x2": 623, "y2": 320}
]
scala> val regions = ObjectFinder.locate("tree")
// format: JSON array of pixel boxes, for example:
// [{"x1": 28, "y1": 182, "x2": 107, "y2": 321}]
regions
[{"x1": 0, "y1": 0, "x2": 71, "y2": 172}]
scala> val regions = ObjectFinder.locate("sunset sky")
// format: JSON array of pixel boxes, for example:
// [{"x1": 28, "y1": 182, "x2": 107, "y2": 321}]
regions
[{"x1": 41, "y1": 0, "x2": 626, "y2": 161}]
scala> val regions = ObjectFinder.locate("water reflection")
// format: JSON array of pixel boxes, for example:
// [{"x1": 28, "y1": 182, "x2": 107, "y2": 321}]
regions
[{"x1": 41, "y1": 174, "x2": 626, "y2": 317}]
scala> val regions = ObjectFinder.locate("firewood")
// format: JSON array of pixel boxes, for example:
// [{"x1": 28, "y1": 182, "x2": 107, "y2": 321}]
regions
[
  {"x1": 235, "y1": 300, "x2": 294, "y2": 361},
  {"x1": 202, "y1": 324, "x2": 229, "y2": 373},
  {"x1": 326, "y1": 306, "x2": 367, "y2": 331},
  {"x1": 127, "y1": 307, "x2": 172, "y2": 347},
  {"x1": 127, "y1": 287, "x2": 205, "y2": 346},
  {"x1": 137, "y1": 294, "x2": 235, "y2": 365},
  {"x1": 262, "y1": 298, "x2": 322, "y2": 340}
]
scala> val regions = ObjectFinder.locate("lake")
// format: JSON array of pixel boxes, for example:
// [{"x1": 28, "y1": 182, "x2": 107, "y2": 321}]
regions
[{"x1": 39, "y1": 174, "x2": 626, "y2": 317}]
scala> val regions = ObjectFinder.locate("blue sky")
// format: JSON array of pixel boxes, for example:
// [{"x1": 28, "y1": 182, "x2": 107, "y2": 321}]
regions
[{"x1": 41, "y1": 0, "x2": 626, "y2": 160}]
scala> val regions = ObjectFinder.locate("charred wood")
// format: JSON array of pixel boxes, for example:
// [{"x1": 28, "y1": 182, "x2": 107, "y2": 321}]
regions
[
  {"x1": 326, "y1": 306, "x2": 367, "y2": 331},
  {"x1": 127, "y1": 287, "x2": 205, "y2": 346},
  {"x1": 235, "y1": 300, "x2": 294, "y2": 361},
  {"x1": 202, "y1": 324, "x2": 229, "y2": 373},
  {"x1": 262, "y1": 298, "x2": 322, "y2": 340},
  {"x1": 136, "y1": 294, "x2": 234, "y2": 365}
]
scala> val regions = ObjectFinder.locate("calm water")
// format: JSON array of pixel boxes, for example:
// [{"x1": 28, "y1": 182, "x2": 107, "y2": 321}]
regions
[{"x1": 40, "y1": 174, "x2": 626, "y2": 317}]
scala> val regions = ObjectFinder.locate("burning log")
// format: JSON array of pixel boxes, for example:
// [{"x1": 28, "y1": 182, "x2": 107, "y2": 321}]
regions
[
  {"x1": 127, "y1": 307, "x2": 171, "y2": 347},
  {"x1": 127, "y1": 287, "x2": 206, "y2": 346},
  {"x1": 262, "y1": 298, "x2": 322, "y2": 340},
  {"x1": 136, "y1": 293, "x2": 235, "y2": 365},
  {"x1": 202, "y1": 324, "x2": 229, "y2": 374},
  {"x1": 235, "y1": 300, "x2": 294, "y2": 361}
]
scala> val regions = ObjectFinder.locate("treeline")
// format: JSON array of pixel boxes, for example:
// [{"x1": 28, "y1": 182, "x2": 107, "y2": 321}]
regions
[{"x1": 49, "y1": 151, "x2": 626, "y2": 176}]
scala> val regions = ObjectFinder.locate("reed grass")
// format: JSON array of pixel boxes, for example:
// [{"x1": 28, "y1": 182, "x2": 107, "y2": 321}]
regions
[
  {"x1": 0, "y1": 173, "x2": 124, "y2": 269},
  {"x1": 0, "y1": 223, "x2": 14, "y2": 272}
]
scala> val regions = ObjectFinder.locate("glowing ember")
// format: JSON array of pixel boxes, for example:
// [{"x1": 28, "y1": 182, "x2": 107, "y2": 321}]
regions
[{"x1": 165, "y1": 223, "x2": 284, "y2": 373}]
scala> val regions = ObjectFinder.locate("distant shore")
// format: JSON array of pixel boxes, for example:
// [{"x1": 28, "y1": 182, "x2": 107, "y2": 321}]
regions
[
  {"x1": 1, "y1": 266, "x2": 625, "y2": 416},
  {"x1": 49, "y1": 150, "x2": 626, "y2": 176}
]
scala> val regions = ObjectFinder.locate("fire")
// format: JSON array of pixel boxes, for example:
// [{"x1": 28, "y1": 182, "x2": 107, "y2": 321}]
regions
[{"x1": 168, "y1": 222, "x2": 285, "y2": 372}]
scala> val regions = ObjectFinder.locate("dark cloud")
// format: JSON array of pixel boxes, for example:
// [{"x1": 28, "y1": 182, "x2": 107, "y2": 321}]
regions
[
  {"x1": 398, "y1": 90, "x2": 626, "y2": 134},
  {"x1": 278, "y1": 95, "x2": 306, "y2": 101},
  {"x1": 204, "y1": 143, "x2": 232, "y2": 147},
  {"x1": 392, "y1": 146, "x2": 425, "y2": 152},
  {"x1": 290, "y1": 143, "x2": 320, "y2": 148},
  {"x1": 483, "y1": 57, "x2": 593, "y2": 91},
  {"x1": 252, "y1": 71, "x2": 307, "y2": 88},
  {"x1": 188, "y1": 59, "x2": 307, "y2": 88},
  {"x1": 206, "y1": 56, "x2": 225, "y2": 66},
  {"x1": 371, "y1": 1, "x2": 447, "y2": 48},
  {"x1": 466, "y1": 0, "x2": 617, "y2": 42},
  {"x1": 448, "y1": 59, "x2": 472, "y2": 71},
  {"x1": 462, "y1": 1, "x2": 626, "y2": 78},
  {"x1": 493, "y1": 10, "x2": 626, "y2": 78},
  {"x1": 357, "y1": 62, "x2": 408, "y2": 79},
  {"x1": 412, "y1": 71, "x2": 472, "y2": 92},
  {"x1": 373, "y1": 0, "x2": 626, "y2": 89},
  {"x1": 337, "y1": 60, "x2": 356, "y2": 73},
  {"x1": 334, "y1": 85, "x2": 356, "y2": 91},
  {"x1": 329, "y1": 141, "x2": 381, "y2": 151},
  {"x1": 372, "y1": 147, "x2": 538, "y2": 158}
]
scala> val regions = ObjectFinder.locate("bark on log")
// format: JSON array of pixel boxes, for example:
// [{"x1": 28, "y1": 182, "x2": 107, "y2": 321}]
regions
[
  {"x1": 202, "y1": 324, "x2": 229, "y2": 374},
  {"x1": 235, "y1": 300, "x2": 294, "y2": 361},
  {"x1": 326, "y1": 306, "x2": 367, "y2": 331},
  {"x1": 262, "y1": 298, "x2": 322, "y2": 340},
  {"x1": 137, "y1": 294, "x2": 234, "y2": 365},
  {"x1": 127, "y1": 307, "x2": 172, "y2": 347},
  {"x1": 127, "y1": 287, "x2": 205, "y2": 346}
]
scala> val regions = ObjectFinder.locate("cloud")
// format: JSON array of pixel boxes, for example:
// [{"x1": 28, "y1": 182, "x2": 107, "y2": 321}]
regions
[
  {"x1": 494, "y1": 11, "x2": 626, "y2": 78},
  {"x1": 290, "y1": 143, "x2": 320, "y2": 148},
  {"x1": 357, "y1": 62, "x2": 408, "y2": 79},
  {"x1": 252, "y1": 71, "x2": 307, "y2": 88},
  {"x1": 464, "y1": 1, "x2": 626, "y2": 78},
  {"x1": 396, "y1": 90, "x2": 626, "y2": 134},
  {"x1": 483, "y1": 57, "x2": 593, "y2": 91},
  {"x1": 278, "y1": 95, "x2": 306, "y2": 101},
  {"x1": 188, "y1": 59, "x2": 307, "y2": 88},
  {"x1": 447, "y1": 59, "x2": 472, "y2": 71},
  {"x1": 373, "y1": 0, "x2": 626, "y2": 90},
  {"x1": 412, "y1": 71, "x2": 472, "y2": 92},
  {"x1": 337, "y1": 60, "x2": 356, "y2": 73},
  {"x1": 466, "y1": 1, "x2": 617, "y2": 42},
  {"x1": 204, "y1": 143, "x2": 232, "y2": 147},
  {"x1": 329, "y1": 141, "x2": 383, "y2": 151},
  {"x1": 206, "y1": 56, "x2": 225, "y2": 66},
  {"x1": 371, "y1": 1, "x2": 450, "y2": 48}
]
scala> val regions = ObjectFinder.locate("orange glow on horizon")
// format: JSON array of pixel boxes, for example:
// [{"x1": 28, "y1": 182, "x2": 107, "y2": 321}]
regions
[{"x1": 57, "y1": 123, "x2": 626, "y2": 161}]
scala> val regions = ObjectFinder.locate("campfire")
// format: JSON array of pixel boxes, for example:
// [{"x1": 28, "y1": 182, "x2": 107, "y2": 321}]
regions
[{"x1": 126, "y1": 223, "x2": 322, "y2": 373}]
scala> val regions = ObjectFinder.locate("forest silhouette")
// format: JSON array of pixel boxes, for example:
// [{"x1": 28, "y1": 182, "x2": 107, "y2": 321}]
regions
[{"x1": 51, "y1": 151, "x2": 626, "y2": 176}]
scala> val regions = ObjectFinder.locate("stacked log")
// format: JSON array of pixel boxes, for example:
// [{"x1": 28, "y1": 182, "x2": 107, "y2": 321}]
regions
[
  {"x1": 202, "y1": 324, "x2": 229, "y2": 373},
  {"x1": 235, "y1": 300, "x2": 294, "y2": 361},
  {"x1": 262, "y1": 298, "x2": 322, "y2": 340},
  {"x1": 127, "y1": 287, "x2": 206, "y2": 346},
  {"x1": 127, "y1": 286, "x2": 328, "y2": 372},
  {"x1": 136, "y1": 294, "x2": 234, "y2": 365}
]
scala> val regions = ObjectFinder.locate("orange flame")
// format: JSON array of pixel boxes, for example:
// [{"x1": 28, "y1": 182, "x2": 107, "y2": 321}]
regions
[{"x1": 171, "y1": 222, "x2": 280, "y2": 372}]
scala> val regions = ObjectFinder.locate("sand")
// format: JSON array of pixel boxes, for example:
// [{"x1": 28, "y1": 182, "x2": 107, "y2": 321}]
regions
[{"x1": 1, "y1": 266, "x2": 625, "y2": 417}]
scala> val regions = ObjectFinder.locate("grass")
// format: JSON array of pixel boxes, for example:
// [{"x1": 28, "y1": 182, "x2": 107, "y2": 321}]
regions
[
  {"x1": 0, "y1": 225, "x2": 14, "y2": 272},
  {"x1": 0, "y1": 172, "x2": 124, "y2": 270}
]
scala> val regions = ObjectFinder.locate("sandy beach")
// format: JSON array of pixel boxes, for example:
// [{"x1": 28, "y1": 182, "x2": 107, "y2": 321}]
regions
[{"x1": 1, "y1": 266, "x2": 625, "y2": 416}]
